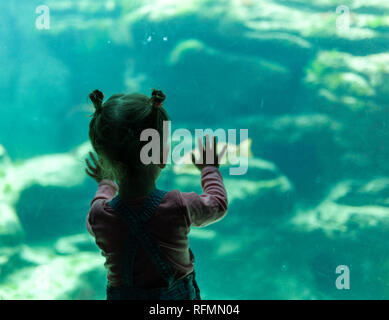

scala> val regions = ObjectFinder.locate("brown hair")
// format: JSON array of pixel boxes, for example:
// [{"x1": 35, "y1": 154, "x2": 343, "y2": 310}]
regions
[{"x1": 88, "y1": 89, "x2": 169, "y2": 180}]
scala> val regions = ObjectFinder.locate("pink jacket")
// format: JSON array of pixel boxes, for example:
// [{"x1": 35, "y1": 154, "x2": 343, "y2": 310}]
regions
[{"x1": 86, "y1": 166, "x2": 228, "y2": 289}]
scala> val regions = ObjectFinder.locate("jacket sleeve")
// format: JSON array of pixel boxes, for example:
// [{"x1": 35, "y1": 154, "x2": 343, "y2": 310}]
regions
[
  {"x1": 86, "y1": 179, "x2": 118, "y2": 236},
  {"x1": 180, "y1": 166, "x2": 228, "y2": 227}
]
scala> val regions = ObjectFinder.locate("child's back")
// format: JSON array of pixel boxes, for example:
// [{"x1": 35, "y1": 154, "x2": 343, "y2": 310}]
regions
[{"x1": 85, "y1": 89, "x2": 228, "y2": 300}]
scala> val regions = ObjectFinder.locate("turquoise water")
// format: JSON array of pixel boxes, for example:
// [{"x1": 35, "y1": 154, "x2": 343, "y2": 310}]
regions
[{"x1": 0, "y1": 0, "x2": 389, "y2": 299}]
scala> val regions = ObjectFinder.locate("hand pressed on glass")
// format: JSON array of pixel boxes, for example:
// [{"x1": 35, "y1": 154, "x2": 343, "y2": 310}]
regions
[
  {"x1": 191, "y1": 135, "x2": 227, "y2": 171},
  {"x1": 85, "y1": 151, "x2": 109, "y2": 183}
]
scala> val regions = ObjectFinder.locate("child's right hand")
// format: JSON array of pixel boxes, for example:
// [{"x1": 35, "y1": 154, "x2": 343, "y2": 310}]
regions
[{"x1": 191, "y1": 135, "x2": 227, "y2": 171}]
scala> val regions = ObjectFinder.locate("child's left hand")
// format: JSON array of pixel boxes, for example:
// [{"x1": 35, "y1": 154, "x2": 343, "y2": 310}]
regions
[{"x1": 85, "y1": 152, "x2": 106, "y2": 183}]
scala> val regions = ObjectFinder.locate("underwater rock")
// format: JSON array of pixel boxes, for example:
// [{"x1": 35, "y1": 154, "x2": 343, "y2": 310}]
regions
[
  {"x1": 0, "y1": 246, "x2": 38, "y2": 288},
  {"x1": 304, "y1": 51, "x2": 389, "y2": 113},
  {"x1": 221, "y1": 157, "x2": 295, "y2": 230},
  {"x1": 4, "y1": 0, "x2": 389, "y2": 150},
  {"x1": 335, "y1": 178, "x2": 389, "y2": 208},
  {"x1": 44, "y1": 0, "x2": 389, "y2": 56},
  {"x1": 21, "y1": 0, "x2": 388, "y2": 127},
  {"x1": 13, "y1": 142, "x2": 93, "y2": 243},
  {"x1": 0, "y1": 1, "x2": 72, "y2": 158},
  {"x1": 240, "y1": 0, "x2": 389, "y2": 54},
  {"x1": 0, "y1": 204, "x2": 24, "y2": 246},
  {"x1": 0, "y1": 145, "x2": 24, "y2": 245},
  {"x1": 284, "y1": 177, "x2": 389, "y2": 299},
  {"x1": 0, "y1": 244, "x2": 105, "y2": 299},
  {"x1": 194, "y1": 178, "x2": 389, "y2": 299},
  {"x1": 161, "y1": 38, "x2": 293, "y2": 119},
  {"x1": 54, "y1": 233, "x2": 97, "y2": 255},
  {"x1": 304, "y1": 51, "x2": 389, "y2": 177},
  {"x1": 0, "y1": 236, "x2": 104, "y2": 299},
  {"x1": 16, "y1": 184, "x2": 94, "y2": 243},
  {"x1": 236, "y1": 113, "x2": 344, "y2": 201},
  {"x1": 290, "y1": 178, "x2": 389, "y2": 237},
  {"x1": 12, "y1": 141, "x2": 91, "y2": 190},
  {"x1": 0, "y1": 142, "x2": 92, "y2": 244}
]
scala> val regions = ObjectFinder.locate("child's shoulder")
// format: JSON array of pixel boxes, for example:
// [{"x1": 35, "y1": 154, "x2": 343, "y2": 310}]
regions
[
  {"x1": 160, "y1": 189, "x2": 197, "y2": 212},
  {"x1": 158, "y1": 189, "x2": 192, "y2": 228},
  {"x1": 161, "y1": 189, "x2": 200, "y2": 212},
  {"x1": 161, "y1": 189, "x2": 184, "y2": 207}
]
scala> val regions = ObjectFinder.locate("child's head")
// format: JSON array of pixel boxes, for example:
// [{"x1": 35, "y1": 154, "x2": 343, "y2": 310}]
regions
[{"x1": 88, "y1": 89, "x2": 169, "y2": 183}]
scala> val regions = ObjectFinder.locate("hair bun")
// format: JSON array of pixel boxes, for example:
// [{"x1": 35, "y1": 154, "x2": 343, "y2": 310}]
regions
[
  {"x1": 89, "y1": 89, "x2": 104, "y2": 112},
  {"x1": 151, "y1": 89, "x2": 166, "y2": 107}
]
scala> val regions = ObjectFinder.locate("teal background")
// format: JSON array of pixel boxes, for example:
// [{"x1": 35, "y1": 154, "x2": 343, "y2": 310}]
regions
[{"x1": 0, "y1": 0, "x2": 388, "y2": 299}]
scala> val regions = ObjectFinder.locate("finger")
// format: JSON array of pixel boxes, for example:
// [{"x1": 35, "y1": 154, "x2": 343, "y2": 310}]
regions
[
  {"x1": 85, "y1": 168, "x2": 97, "y2": 178},
  {"x1": 85, "y1": 158, "x2": 93, "y2": 170},
  {"x1": 85, "y1": 158, "x2": 97, "y2": 172},
  {"x1": 89, "y1": 152, "x2": 99, "y2": 167}
]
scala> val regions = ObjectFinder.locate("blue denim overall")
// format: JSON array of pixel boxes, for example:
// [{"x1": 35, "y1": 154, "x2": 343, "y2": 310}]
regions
[{"x1": 106, "y1": 189, "x2": 201, "y2": 300}]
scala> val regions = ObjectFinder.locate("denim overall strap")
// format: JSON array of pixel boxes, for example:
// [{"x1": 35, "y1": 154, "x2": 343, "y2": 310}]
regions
[
  {"x1": 108, "y1": 189, "x2": 175, "y2": 288},
  {"x1": 121, "y1": 232, "x2": 137, "y2": 287},
  {"x1": 139, "y1": 189, "x2": 168, "y2": 223}
]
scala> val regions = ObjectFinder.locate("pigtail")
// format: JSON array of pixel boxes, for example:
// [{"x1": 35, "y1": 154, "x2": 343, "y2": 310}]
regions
[
  {"x1": 89, "y1": 89, "x2": 104, "y2": 114},
  {"x1": 151, "y1": 89, "x2": 166, "y2": 107},
  {"x1": 150, "y1": 89, "x2": 166, "y2": 130}
]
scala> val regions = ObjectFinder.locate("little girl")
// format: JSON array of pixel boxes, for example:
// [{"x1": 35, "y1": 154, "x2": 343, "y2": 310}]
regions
[{"x1": 85, "y1": 89, "x2": 228, "y2": 300}]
